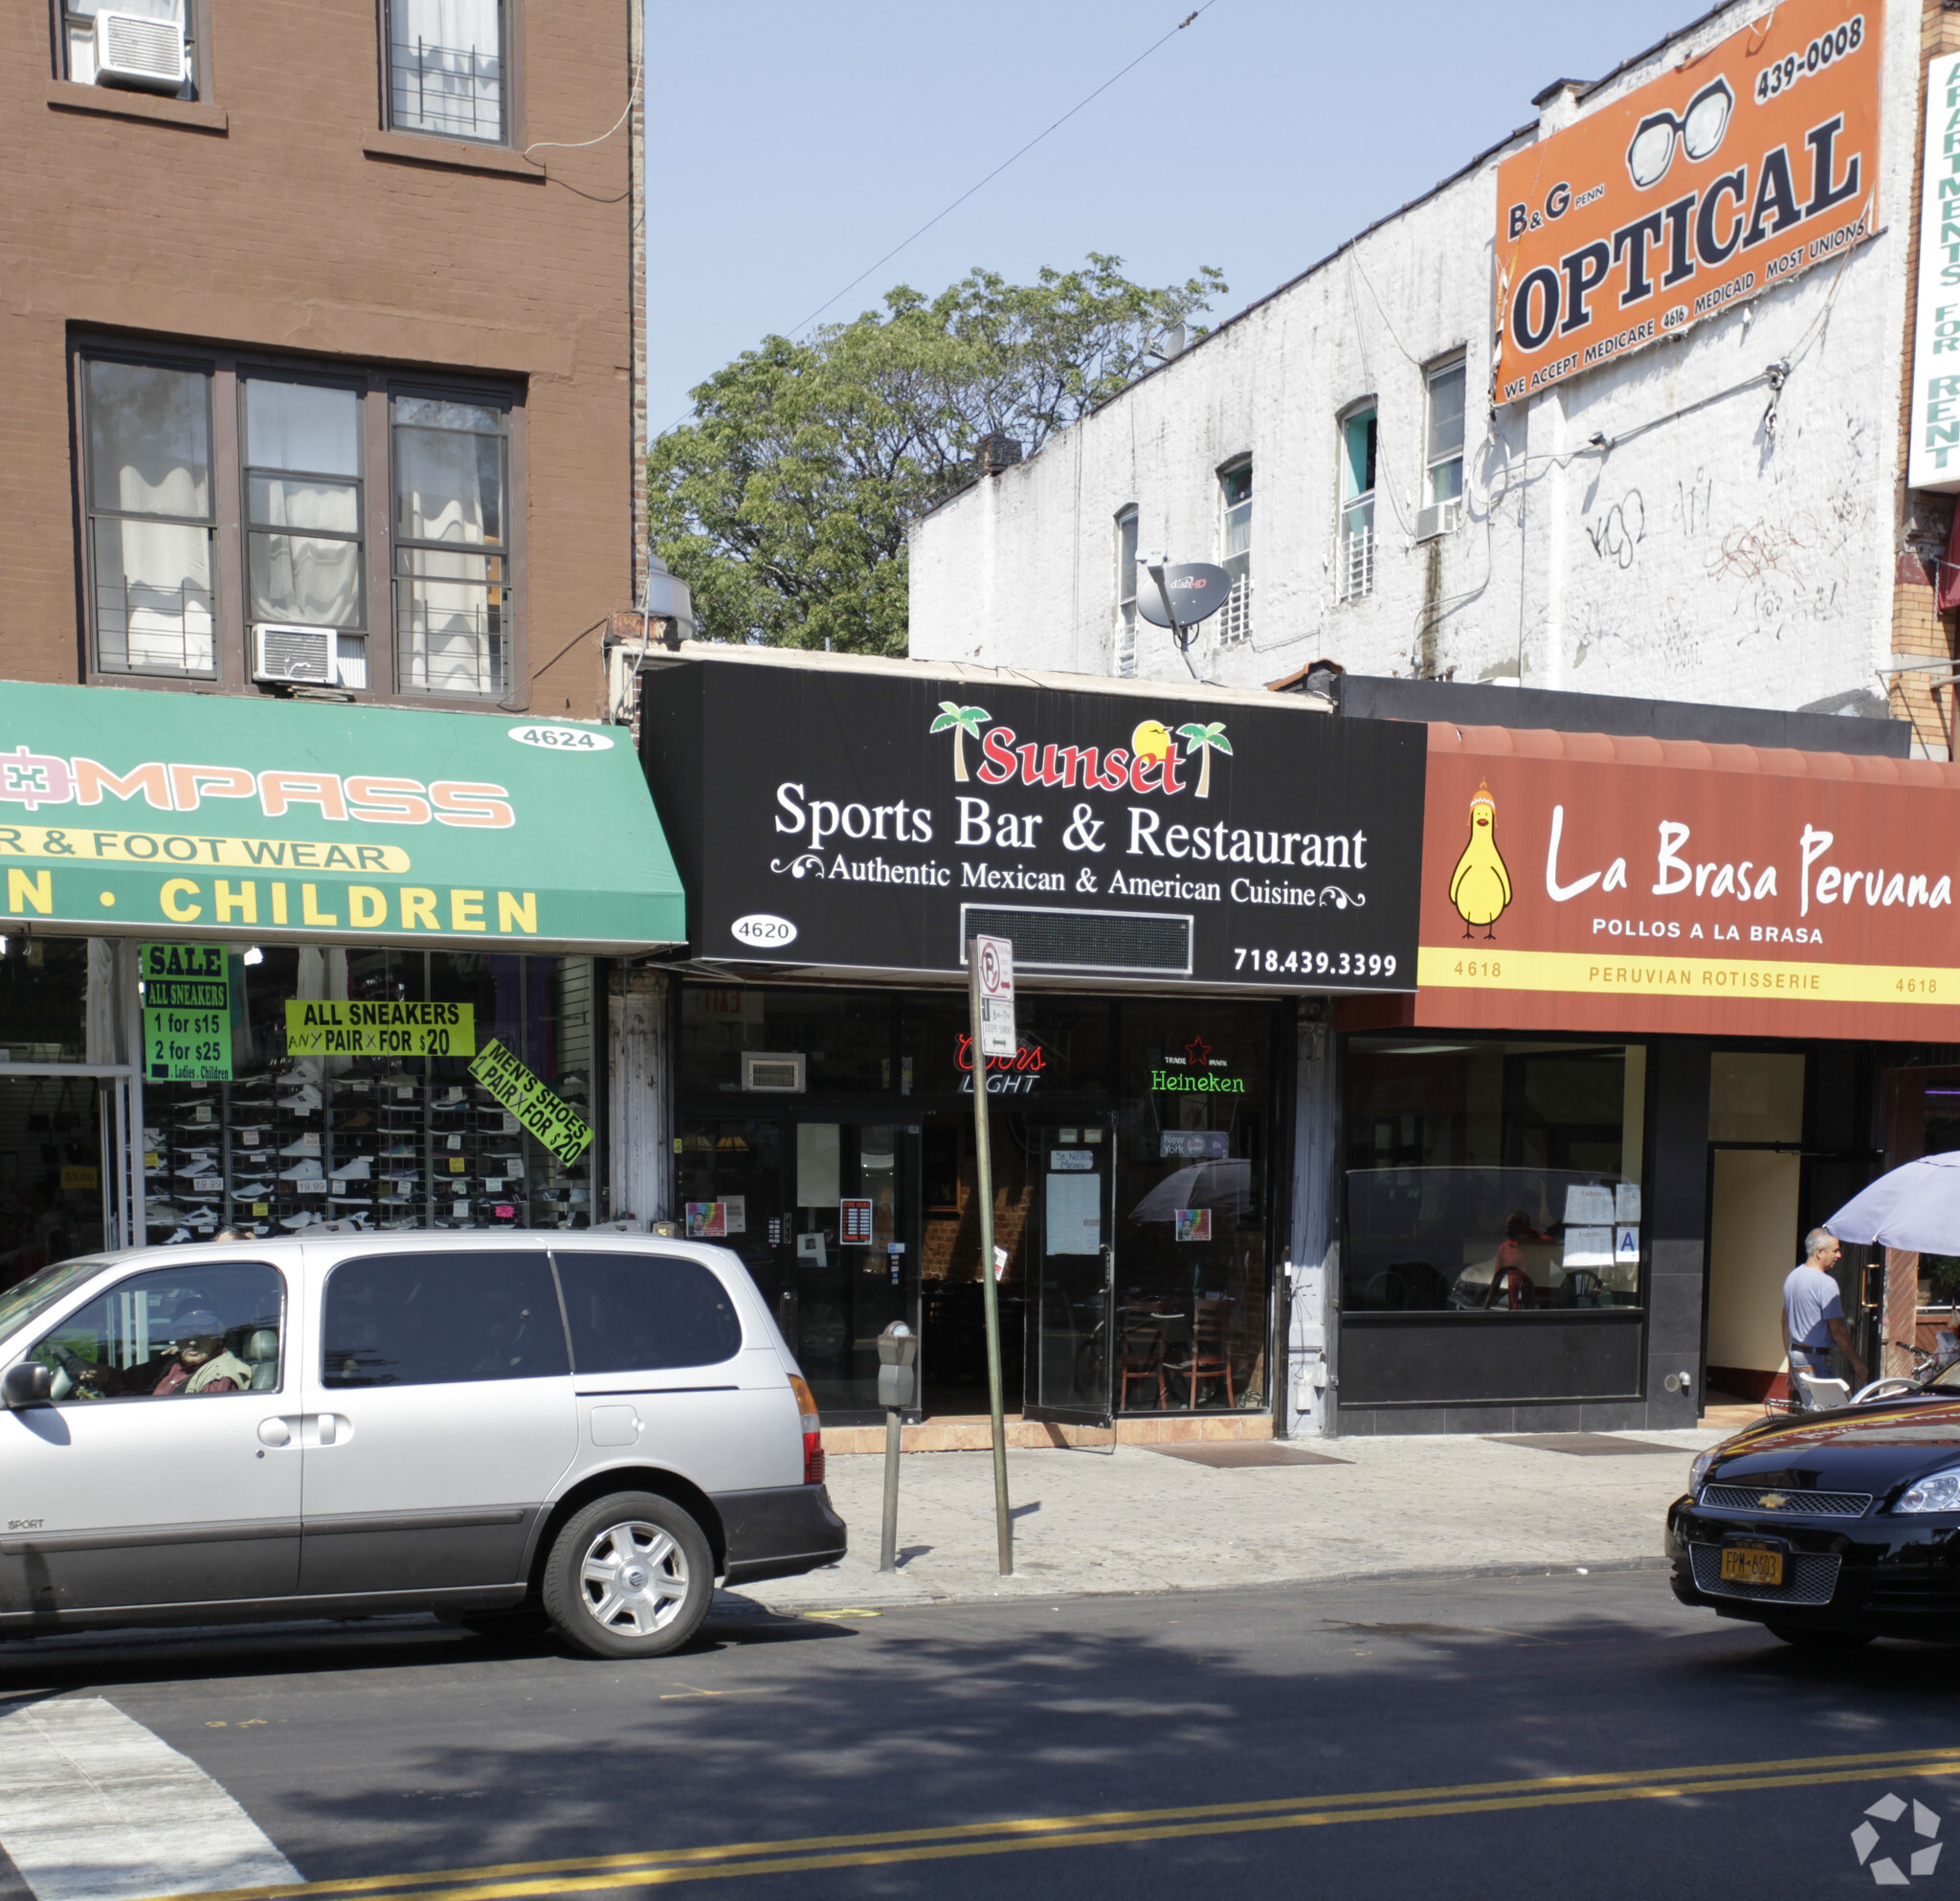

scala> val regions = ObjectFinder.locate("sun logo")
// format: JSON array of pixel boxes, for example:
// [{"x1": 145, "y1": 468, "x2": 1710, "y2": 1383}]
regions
[
  {"x1": 1130, "y1": 720, "x2": 1174, "y2": 766},
  {"x1": 1448, "y1": 782, "x2": 1511, "y2": 940}
]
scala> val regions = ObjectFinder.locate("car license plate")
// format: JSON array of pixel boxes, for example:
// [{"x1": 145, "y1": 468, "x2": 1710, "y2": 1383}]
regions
[{"x1": 1721, "y1": 1545, "x2": 1784, "y2": 1586}]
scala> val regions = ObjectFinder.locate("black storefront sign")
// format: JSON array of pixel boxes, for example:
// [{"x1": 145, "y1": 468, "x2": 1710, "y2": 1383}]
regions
[{"x1": 643, "y1": 661, "x2": 1426, "y2": 989}]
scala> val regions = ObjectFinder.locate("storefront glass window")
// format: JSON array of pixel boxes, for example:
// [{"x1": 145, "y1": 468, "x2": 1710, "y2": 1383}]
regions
[
  {"x1": 1109, "y1": 1003, "x2": 1272, "y2": 1410},
  {"x1": 0, "y1": 936, "x2": 89, "y2": 1064},
  {"x1": 677, "y1": 983, "x2": 1281, "y2": 1422},
  {"x1": 0, "y1": 938, "x2": 109, "y2": 1278},
  {"x1": 143, "y1": 947, "x2": 597, "y2": 1243},
  {"x1": 679, "y1": 987, "x2": 895, "y2": 1096},
  {"x1": 901, "y1": 992, "x2": 1112, "y2": 1100},
  {"x1": 1709, "y1": 1051, "x2": 1804, "y2": 1143},
  {"x1": 674, "y1": 1117, "x2": 918, "y2": 1415},
  {"x1": 1344, "y1": 1038, "x2": 1646, "y2": 1313}
]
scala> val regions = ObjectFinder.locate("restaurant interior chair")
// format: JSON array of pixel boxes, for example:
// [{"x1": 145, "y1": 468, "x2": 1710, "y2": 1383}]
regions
[
  {"x1": 1118, "y1": 1302, "x2": 1169, "y2": 1411},
  {"x1": 1163, "y1": 1296, "x2": 1236, "y2": 1410}
]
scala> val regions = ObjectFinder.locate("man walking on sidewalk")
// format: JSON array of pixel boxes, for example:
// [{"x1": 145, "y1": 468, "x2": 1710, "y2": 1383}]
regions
[{"x1": 1783, "y1": 1228, "x2": 1865, "y2": 1407}]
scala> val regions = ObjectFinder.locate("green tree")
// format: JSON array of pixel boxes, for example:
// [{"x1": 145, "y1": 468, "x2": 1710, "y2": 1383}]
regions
[{"x1": 648, "y1": 255, "x2": 1225, "y2": 656}]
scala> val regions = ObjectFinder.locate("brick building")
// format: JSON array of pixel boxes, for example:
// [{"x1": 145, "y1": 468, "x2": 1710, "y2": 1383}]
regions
[
  {"x1": 0, "y1": 5, "x2": 686, "y2": 1265},
  {"x1": 7, "y1": 0, "x2": 646, "y2": 711}
]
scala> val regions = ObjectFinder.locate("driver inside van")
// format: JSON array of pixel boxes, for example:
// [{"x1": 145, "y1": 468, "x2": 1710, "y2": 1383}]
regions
[{"x1": 147, "y1": 1310, "x2": 253, "y2": 1396}]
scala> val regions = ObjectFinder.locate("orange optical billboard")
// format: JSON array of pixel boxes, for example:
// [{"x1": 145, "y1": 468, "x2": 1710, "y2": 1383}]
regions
[{"x1": 1492, "y1": 0, "x2": 1881, "y2": 405}]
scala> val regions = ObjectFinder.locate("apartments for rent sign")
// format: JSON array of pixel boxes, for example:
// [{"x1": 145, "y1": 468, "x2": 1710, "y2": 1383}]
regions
[
  {"x1": 1908, "y1": 51, "x2": 1960, "y2": 489},
  {"x1": 1493, "y1": 0, "x2": 1881, "y2": 404}
]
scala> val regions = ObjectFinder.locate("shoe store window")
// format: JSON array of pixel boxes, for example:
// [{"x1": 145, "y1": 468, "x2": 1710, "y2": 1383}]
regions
[
  {"x1": 0, "y1": 935, "x2": 130, "y2": 1283},
  {"x1": 1340, "y1": 1036, "x2": 1648, "y2": 1408},
  {"x1": 141, "y1": 947, "x2": 597, "y2": 1244}
]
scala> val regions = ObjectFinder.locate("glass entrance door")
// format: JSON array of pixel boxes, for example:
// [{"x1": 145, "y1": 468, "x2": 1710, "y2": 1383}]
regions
[
  {"x1": 1024, "y1": 1118, "x2": 1116, "y2": 1426},
  {"x1": 673, "y1": 1116, "x2": 921, "y2": 1420},
  {"x1": 0, "y1": 1066, "x2": 134, "y2": 1283}
]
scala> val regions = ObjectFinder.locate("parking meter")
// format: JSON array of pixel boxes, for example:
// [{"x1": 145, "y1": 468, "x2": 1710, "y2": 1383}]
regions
[
  {"x1": 877, "y1": 1321, "x2": 917, "y2": 1572},
  {"x1": 877, "y1": 1320, "x2": 917, "y2": 1410}
]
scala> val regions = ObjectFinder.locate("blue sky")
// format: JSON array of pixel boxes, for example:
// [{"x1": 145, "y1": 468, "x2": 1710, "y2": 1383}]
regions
[{"x1": 644, "y1": 0, "x2": 1704, "y2": 435}]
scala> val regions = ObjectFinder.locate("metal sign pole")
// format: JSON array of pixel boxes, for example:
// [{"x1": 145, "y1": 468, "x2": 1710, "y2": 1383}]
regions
[{"x1": 968, "y1": 936, "x2": 1013, "y2": 1576}]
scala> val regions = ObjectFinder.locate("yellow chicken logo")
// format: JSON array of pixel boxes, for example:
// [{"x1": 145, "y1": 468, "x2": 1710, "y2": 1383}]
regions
[
  {"x1": 1130, "y1": 720, "x2": 1174, "y2": 765},
  {"x1": 1448, "y1": 782, "x2": 1511, "y2": 939}
]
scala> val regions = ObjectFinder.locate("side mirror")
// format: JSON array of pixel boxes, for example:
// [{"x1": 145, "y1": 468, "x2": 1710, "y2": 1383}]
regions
[{"x1": 2, "y1": 1363, "x2": 53, "y2": 1409}]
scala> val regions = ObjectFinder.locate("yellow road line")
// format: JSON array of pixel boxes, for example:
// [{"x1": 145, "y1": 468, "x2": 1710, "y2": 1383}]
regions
[{"x1": 159, "y1": 1746, "x2": 1960, "y2": 1901}]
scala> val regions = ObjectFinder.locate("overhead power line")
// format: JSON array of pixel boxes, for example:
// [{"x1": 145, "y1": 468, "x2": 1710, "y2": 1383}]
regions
[{"x1": 783, "y1": 3, "x2": 1221, "y2": 340}]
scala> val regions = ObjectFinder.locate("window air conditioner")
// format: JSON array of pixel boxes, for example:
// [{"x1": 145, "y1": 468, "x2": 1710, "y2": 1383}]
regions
[
  {"x1": 253, "y1": 624, "x2": 366, "y2": 690},
  {"x1": 741, "y1": 1052, "x2": 807, "y2": 1093},
  {"x1": 1414, "y1": 498, "x2": 1463, "y2": 543},
  {"x1": 93, "y1": 11, "x2": 187, "y2": 92}
]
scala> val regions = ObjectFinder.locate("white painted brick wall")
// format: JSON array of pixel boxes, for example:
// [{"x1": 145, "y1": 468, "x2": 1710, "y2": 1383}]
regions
[{"x1": 911, "y1": 0, "x2": 1920, "y2": 721}]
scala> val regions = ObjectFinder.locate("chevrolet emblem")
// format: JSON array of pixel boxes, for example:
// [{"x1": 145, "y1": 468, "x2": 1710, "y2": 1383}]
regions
[{"x1": 1758, "y1": 1492, "x2": 1788, "y2": 1510}]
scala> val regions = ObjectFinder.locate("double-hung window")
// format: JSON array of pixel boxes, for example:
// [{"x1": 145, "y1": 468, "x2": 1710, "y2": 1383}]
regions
[
  {"x1": 242, "y1": 379, "x2": 368, "y2": 686},
  {"x1": 393, "y1": 397, "x2": 509, "y2": 699},
  {"x1": 77, "y1": 344, "x2": 519, "y2": 704},
  {"x1": 1421, "y1": 357, "x2": 1466, "y2": 538},
  {"x1": 83, "y1": 357, "x2": 217, "y2": 678},
  {"x1": 386, "y1": 0, "x2": 508, "y2": 144},
  {"x1": 1115, "y1": 505, "x2": 1139, "y2": 677},
  {"x1": 1339, "y1": 407, "x2": 1377, "y2": 603},
  {"x1": 59, "y1": 0, "x2": 200, "y2": 99},
  {"x1": 1217, "y1": 460, "x2": 1252, "y2": 645}
]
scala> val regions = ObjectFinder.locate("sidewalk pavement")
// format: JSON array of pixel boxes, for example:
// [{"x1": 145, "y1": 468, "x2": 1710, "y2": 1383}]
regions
[{"x1": 724, "y1": 1426, "x2": 1728, "y2": 1616}]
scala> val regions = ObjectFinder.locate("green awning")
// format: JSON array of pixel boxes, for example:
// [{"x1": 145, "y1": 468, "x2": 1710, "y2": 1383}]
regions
[{"x1": 0, "y1": 683, "x2": 682, "y2": 953}]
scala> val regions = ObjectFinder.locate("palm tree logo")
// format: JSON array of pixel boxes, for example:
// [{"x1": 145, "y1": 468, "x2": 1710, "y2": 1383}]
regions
[
  {"x1": 929, "y1": 702, "x2": 991, "y2": 781},
  {"x1": 1175, "y1": 721, "x2": 1233, "y2": 799}
]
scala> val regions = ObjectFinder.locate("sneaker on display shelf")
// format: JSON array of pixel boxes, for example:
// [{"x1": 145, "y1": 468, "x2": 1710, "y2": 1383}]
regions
[
  {"x1": 278, "y1": 1085, "x2": 323, "y2": 1111},
  {"x1": 279, "y1": 1133, "x2": 322, "y2": 1156},
  {"x1": 278, "y1": 1211, "x2": 317, "y2": 1230},
  {"x1": 278, "y1": 1159, "x2": 325, "y2": 1181},
  {"x1": 232, "y1": 1180, "x2": 273, "y2": 1198},
  {"x1": 329, "y1": 1155, "x2": 373, "y2": 1180}
]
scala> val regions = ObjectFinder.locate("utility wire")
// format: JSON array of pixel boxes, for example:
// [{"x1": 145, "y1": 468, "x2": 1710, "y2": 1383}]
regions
[{"x1": 782, "y1": 4, "x2": 1221, "y2": 340}]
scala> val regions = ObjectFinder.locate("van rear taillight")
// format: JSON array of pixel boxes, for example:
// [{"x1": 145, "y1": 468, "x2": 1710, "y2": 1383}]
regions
[{"x1": 790, "y1": 1373, "x2": 824, "y2": 1485}]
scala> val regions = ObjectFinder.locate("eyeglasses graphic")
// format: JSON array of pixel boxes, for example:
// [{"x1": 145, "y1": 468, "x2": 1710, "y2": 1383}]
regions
[{"x1": 1624, "y1": 76, "x2": 1734, "y2": 190}]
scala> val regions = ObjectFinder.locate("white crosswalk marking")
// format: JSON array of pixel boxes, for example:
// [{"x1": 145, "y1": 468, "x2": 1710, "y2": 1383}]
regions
[{"x1": 0, "y1": 1696, "x2": 299, "y2": 1901}]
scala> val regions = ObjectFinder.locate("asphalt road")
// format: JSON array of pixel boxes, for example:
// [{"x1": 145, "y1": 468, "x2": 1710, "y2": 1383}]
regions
[{"x1": 2, "y1": 1569, "x2": 1956, "y2": 1901}]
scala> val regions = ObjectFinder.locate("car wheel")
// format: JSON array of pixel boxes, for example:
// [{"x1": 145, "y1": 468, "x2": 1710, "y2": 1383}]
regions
[
  {"x1": 542, "y1": 1491, "x2": 714, "y2": 1660},
  {"x1": 1764, "y1": 1622, "x2": 1876, "y2": 1650}
]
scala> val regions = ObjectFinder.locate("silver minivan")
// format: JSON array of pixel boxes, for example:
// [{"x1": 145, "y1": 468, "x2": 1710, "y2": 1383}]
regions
[{"x1": 0, "y1": 1234, "x2": 846, "y2": 1658}]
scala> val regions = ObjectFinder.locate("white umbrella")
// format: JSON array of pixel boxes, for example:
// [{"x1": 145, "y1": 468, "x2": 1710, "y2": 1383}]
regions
[{"x1": 1825, "y1": 1152, "x2": 1960, "y2": 1254}]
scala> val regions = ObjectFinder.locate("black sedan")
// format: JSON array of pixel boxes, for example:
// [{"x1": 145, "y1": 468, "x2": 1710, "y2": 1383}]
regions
[{"x1": 1668, "y1": 1389, "x2": 1960, "y2": 1648}]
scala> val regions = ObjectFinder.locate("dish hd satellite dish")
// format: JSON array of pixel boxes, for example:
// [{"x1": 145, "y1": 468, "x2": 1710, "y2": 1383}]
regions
[{"x1": 1137, "y1": 560, "x2": 1234, "y2": 629}]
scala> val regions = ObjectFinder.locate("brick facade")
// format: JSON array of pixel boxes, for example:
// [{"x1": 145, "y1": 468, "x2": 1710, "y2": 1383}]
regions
[{"x1": 3, "y1": 1, "x2": 636, "y2": 715}]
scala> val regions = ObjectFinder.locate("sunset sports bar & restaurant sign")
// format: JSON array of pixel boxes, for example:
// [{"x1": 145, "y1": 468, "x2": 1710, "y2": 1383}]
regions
[
  {"x1": 639, "y1": 658, "x2": 1426, "y2": 989},
  {"x1": 0, "y1": 682, "x2": 683, "y2": 952},
  {"x1": 1414, "y1": 725, "x2": 1960, "y2": 1040},
  {"x1": 1492, "y1": 0, "x2": 1880, "y2": 404}
]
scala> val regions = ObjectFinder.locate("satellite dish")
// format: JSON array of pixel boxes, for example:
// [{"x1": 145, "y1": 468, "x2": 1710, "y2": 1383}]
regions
[{"x1": 1137, "y1": 561, "x2": 1234, "y2": 629}]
